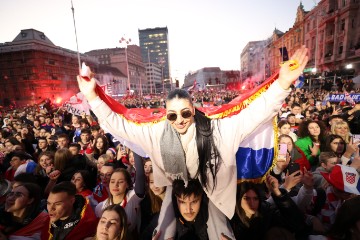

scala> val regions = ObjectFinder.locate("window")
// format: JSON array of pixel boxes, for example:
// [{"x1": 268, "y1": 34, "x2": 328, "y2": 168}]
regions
[
  {"x1": 339, "y1": 43, "x2": 343, "y2": 54},
  {"x1": 340, "y1": 19, "x2": 345, "y2": 31},
  {"x1": 352, "y1": 18, "x2": 355, "y2": 28}
]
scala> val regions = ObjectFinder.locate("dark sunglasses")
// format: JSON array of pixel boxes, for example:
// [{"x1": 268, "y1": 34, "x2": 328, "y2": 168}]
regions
[{"x1": 166, "y1": 110, "x2": 193, "y2": 121}]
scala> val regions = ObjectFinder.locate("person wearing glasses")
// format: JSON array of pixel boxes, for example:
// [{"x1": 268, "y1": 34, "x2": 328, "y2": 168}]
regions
[
  {"x1": 93, "y1": 163, "x2": 115, "y2": 203},
  {"x1": 78, "y1": 47, "x2": 309, "y2": 239},
  {"x1": 0, "y1": 183, "x2": 49, "y2": 240}
]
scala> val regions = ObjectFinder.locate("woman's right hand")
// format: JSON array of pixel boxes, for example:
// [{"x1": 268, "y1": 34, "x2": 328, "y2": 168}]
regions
[
  {"x1": 77, "y1": 75, "x2": 98, "y2": 102},
  {"x1": 309, "y1": 143, "x2": 320, "y2": 157}
]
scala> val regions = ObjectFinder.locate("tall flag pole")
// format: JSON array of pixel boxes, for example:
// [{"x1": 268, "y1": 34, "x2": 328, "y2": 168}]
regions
[{"x1": 71, "y1": 0, "x2": 81, "y2": 72}]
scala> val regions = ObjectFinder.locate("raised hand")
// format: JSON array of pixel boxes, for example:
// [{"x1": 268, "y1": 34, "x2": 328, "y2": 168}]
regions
[
  {"x1": 77, "y1": 63, "x2": 98, "y2": 101},
  {"x1": 278, "y1": 45, "x2": 309, "y2": 90}
]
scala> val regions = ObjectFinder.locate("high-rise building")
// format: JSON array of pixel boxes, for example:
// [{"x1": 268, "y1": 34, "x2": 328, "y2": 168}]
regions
[
  {"x1": 0, "y1": 29, "x2": 97, "y2": 106},
  {"x1": 138, "y1": 27, "x2": 170, "y2": 82}
]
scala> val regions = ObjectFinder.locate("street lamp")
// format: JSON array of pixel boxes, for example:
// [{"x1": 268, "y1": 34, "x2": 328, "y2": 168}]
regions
[
  {"x1": 119, "y1": 36, "x2": 132, "y2": 93},
  {"x1": 346, "y1": 64, "x2": 353, "y2": 69}
]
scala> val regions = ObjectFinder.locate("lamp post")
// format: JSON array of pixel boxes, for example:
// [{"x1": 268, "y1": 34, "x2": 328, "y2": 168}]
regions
[{"x1": 119, "y1": 36, "x2": 131, "y2": 93}]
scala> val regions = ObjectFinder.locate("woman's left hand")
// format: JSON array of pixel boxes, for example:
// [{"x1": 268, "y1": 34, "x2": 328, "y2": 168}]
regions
[{"x1": 278, "y1": 45, "x2": 309, "y2": 90}]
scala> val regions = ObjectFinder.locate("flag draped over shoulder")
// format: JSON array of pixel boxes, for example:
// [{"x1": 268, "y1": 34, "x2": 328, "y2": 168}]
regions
[
  {"x1": 321, "y1": 164, "x2": 360, "y2": 195},
  {"x1": 88, "y1": 70, "x2": 281, "y2": 182}
]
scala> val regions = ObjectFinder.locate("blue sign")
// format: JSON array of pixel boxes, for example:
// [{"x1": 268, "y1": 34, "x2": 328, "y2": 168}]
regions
[{"x1": 328, "y1": 94, "x2": 360, "y2": 102}]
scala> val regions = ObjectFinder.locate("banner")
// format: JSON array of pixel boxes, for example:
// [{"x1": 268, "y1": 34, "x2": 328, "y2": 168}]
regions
[
  {"x1": 328, "y1": 94, "x2": 360, "y2": 102},
  {"x1": 63, "y1": 92, "x2": 91, "y2": 116}
]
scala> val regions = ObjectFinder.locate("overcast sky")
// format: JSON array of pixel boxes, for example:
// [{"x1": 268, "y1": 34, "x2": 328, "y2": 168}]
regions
[{"x1": 0, "y1": 0, "x2": 318, "y2": 81}]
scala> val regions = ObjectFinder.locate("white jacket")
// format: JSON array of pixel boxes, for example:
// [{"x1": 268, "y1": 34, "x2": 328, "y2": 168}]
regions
[{"x1": 89, "y1": 80, "x2": 290, "y2": 219}]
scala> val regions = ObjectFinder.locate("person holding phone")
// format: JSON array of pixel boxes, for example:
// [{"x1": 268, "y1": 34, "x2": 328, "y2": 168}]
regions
[{"x1": 230, "y1": 176, "x2": 308, "y2": 239}]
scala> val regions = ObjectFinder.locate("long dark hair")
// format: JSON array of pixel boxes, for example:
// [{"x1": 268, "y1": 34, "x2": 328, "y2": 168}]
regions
[
  {"x1": 322, "y1": 134, "x2": 346, "y2": 157},
  {"x1": 297, "y1": 120, "x2": 327, "y2": 143},
  {"x1": 167, "y1": 89, "x2": 221, "y2": 191},
  {"x1": 13, "y1": 183, "x2": 42, "y2": 224},
  {"x1": 235, "y1": 181, "x2": 262, "y2": 227}
]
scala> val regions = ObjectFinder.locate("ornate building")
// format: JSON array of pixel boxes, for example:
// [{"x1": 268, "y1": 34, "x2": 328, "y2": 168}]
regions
[
  {"x1": 266, "y1": 0, "x2": 360, "y2": 81},
  {"x1": 0, "y1": 29, "x2": 97, "y2": 106},
  {"x1": 266, "y1": 3, "x2": 306, "y2": 76}
]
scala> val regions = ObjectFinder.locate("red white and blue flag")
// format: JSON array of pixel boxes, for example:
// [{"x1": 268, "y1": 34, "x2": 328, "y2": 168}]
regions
[{"x1": 321, "y1": 164, "x2": 360, "y2": 195}]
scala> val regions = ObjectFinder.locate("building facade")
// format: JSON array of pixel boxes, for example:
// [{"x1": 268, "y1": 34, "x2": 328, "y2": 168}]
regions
[
  {"x1": 266, "y1": 3, "x2": 306, "y2": 77},
  {"x1": 145, "y1": 62, "x2": 163, "y2": 93},
  {"x1": 96, "y1": 65, "x2": 128, "y2": 97},
  {"x1": 265, "y1": 1, "x2": 360, "y2": 82},
  {"x1": 86, "y1": 45, "x2": 146, "y2": 95},
  {"x1": 303, "y1": 0, "x2": 360, "y2": 78},
  {"x1": 138, "y1": 27, "x2": 170, "y2": 81},
  {"x1": 0, "y1": 29, "x2": 97, "y2": 106},
  {"x1": 240, "y1": 40, "x2": 267, "y2": 81}
]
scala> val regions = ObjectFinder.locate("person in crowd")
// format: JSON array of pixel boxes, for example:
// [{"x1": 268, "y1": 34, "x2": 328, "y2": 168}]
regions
[
  {"x1": 277, "y1": 120, "x2": 297, "y2": 142},
  {"x1": 0, "y1": 183, "x2": 49, "y2": 239},
  {"x1": 278, "y1": 134, "x2": 310, "y2": 172},
  {"x1": 140, "y1": 170, "x2": 166, "y2": 239},
  {"x1": 331, "y1": 120, "x2": 352, "y2": 144},
  {"x1": 95, "y1": 152, "x2": 145, "y2": 235},
  {"x1": 78, "y1": 46, "x2": 309, "y2": 239},
  {"x1": 295, "y1": 120, "x2": 327, "y2": 169},
  {"x1": 57, "y1": 133, "x2": 70, "y2": 149},
  {"x1": 144, "y1": 158, "x2": 152, "y2": 178},
  {"x1": 286, "y1": 113, "x2": 299, "y2": 135},
  {"x1": 90, "y1": 124, "x2": 102, "y2": 139},
  {"x1": 44, "y1": 148, "x2": 84, "y2": 195},
  {"x1": 97, "y1": 154, "x2": 112, "y2": 172},
  {"x1": 71, "y1": 170, "x2": 98, "y2": 210},
  {"x1": 33, "y1": 151, "x2": 54, "y2": 191},
  {"x1": 92, "y1": 135, "x2": 110, "y2": 160},
  {"x1": 41, "y1": 116, "x2": 54, "y2": 132},
  {"x1": 327, "y1": 115, "x2": 344, "y2": 131},
  {"x1": 322, "y1": 134, "x2": 347, "y2": 159},
  {"x1": 78, "y1": 128, "x2": 92, "y2": 154},
  {"x1": 5, "y1": 151, "x2": 36, "y2": 182},
  {"x1": 230, "y1": 176, "x2": 308, "y2": 240},
  {"x1": 312, "y1": 152, "x2": 340, "y2": 189},
  {"x1": 93, "y1": 163, "x2": 115, "y2": 203},
  {"x1": 171, "y1": 179, "x2": 210, "y2": 240},
  {"x1": 327, "y1": 196, "x2": 360, "y2": 240},
  {"x1": 106, "y1": 147, "x2": 117, "y2": 161},
  {"x1": 68, "y1": 142, "x2": 81, "y2": 156},
  {"x1": 126, "y1": 150, "x2": 136, "y2": 184},
  {"x1": 18, "y1": 125, "x2": 36, "y2": 156},
  {"x1": 90, "y1": 204, "x2": 128, "y2": 240},
  {"x1": 314, "y1": 164, "x2": 360, "y2": 232},
  {"x1": 53, "y1": 115, "x2": 67, "y2": 135},
  {"x1": 34, "y1": 137, "x2": 51, "y2": 159},
  {"x1": 45, "y1": 181, "x2": 98, "y2": 240},
  {"x1": 1, "y1": 137, "x2": 23, "y2": 175}
]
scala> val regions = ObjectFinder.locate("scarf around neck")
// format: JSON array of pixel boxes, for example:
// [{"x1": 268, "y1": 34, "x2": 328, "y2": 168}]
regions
[{"x1": 160, "y1": 121, "x2": 189, "y2": 184}]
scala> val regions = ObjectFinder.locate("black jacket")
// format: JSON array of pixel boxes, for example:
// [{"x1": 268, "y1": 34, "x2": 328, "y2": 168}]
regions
[{"x1": 230, "y1": 189, "x2": 308, "y2": 240}]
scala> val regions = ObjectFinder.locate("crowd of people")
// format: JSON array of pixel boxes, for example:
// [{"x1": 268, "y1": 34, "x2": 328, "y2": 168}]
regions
[{"x1": 1, "y1": 48, "x2": 360, "y2": 239}]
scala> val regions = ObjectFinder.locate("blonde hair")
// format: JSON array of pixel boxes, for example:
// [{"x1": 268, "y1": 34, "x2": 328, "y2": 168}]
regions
[{"x1": 331, "y1": 121, "x2": 351, "y2": 143}]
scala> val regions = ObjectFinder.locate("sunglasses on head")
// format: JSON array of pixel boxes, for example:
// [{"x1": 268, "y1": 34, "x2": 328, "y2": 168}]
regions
[{"x1": 166, "y1": 110, "x2": 193, "y2": 121}]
